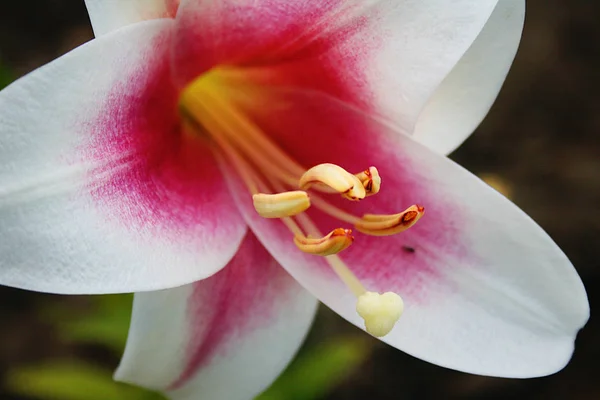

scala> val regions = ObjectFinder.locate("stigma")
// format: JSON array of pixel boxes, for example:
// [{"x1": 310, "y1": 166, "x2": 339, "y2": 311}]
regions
[
  {"x1": 178, "y1": 68, "x2": 423, "y2": 338},
  {"x1": 356, "y1": 292, "x2": 404, "y2": 337}
]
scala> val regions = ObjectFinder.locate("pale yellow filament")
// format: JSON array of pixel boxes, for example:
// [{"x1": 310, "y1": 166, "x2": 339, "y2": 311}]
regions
[{"x1": 186, "y1": 85, "x2": 303, "y2": 187}]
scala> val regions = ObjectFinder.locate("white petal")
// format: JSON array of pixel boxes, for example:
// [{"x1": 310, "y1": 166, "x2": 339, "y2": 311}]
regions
[
  {"x1": 115, "y1": 233, "x2": 317, "y2": 400},
  {"x1": 0, "y1": 20, "x2": 246, "y2": 294},
  {"x1": 85, "y1": 0, "x2": 178, "y2": 36},
  {"x1": 219, "y1": 89, "x2": 589, "y2": 377},
  {"x1": 363, "y1": 0, "x2": 500, "y2": 137},
  {"x1": 413, "y1": 0, "x2": 525, "y2": 154}
]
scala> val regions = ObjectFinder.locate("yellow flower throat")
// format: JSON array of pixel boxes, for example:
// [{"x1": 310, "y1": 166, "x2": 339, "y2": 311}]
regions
[{"x1": 178, "y1": 68, "x2": 424, "y2": 337}]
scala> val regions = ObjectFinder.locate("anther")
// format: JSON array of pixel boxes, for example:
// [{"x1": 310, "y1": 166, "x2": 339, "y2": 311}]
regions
[
  {"x1": 354, "y1": 205, "x2": 425, "y2": 236},
  {"x1": 294, "y1": 228, "x2": 354, "y2": 256},
  {"x1": 356, "y1": 291, "x2": 404, "y2": 337},
  {"x1": 355, "y1": 166, "x2": 381, "y2": 196},
  {"x1": 341, "y1": 174, "x2": 367, "y2": 201},
  {"x1": 253, "y1": 191, "x2": 310, "y2": 218},
  {"x1": 299, "y1": 163, "x2": 365, "y2": 201}
]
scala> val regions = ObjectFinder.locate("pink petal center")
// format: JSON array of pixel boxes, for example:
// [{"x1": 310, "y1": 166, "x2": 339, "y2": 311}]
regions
[
  {"x1": 177, "y1": 66, "x2": 462, "y2": 309},
  {"x1": 77, "y1": 29, "x2": 233, "y2": 241}
]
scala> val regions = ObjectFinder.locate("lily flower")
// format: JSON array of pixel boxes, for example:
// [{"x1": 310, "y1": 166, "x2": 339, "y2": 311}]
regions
[{"x1": 0, "y1": 0, "x2": 589, "y2": 399}]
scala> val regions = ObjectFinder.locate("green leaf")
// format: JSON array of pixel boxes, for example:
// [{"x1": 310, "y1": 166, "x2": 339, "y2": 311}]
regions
[
  {"x1": 256, "y1": 336, "x2": 370, "y2": 400},
  {"x1": 42, "y1": 294, "x2": 133, "y2": 353},
  {"x1": 5, "y1": 361, "x2": 165, "y2": 400}
]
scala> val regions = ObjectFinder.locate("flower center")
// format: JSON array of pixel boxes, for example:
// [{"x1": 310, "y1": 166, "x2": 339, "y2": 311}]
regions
[{"x1": 178, "y1": 67, "x2": 424, "y2": 337}]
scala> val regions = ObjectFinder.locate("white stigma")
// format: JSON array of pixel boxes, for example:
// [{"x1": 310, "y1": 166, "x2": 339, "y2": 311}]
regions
[{"x1": 356, "y1": 291, "x2": 404, "y2": 337}]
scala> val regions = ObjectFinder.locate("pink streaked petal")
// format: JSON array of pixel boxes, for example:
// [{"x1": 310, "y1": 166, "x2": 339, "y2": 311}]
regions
[
  {"x1": 85, "y1": 0, "x2": 181, "y2": 36},
  {"x1": 82, "y1": 25, "x2": 241, "y2": 266},
  {"x1": 0, "y1": 20, "x2": 245, "y2": 294},
  {"x1": 173, "y1": 0, "x2": 502, "y2": 151},
  {"x1": 115, "y1": 232, "x2": 318, "y2": 400},
  {"x1": 222, "y1": 89, "x2": 588, "y2": 377},
  {"x1": 173, "y1": 0, "x2": 350, "y2": 85}
]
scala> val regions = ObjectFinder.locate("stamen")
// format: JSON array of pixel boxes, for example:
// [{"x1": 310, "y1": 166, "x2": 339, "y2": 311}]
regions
[
  {"x1": 355, "y1": 166, "x2": 381, "y2": 196},
  {"x1": 309, "y1": 194, "x2": 362, "y2": 225},
  {"x1": 299, "y1": 163, "x2": 354, "y2": 192},
  {"x1": 342, "y1": 174, "x2": 367, "y2": 201},
  {"x1": 356, "y1": 291, "x2": 404, "y2": 337},
  {"x1": 299, "y1": 163, "x2": 366, "y2": 201},
  {"x1": 184, "y1": 118, "x2": 261, "y2": 195},
  {"x1": 178, "y1": 71, "x2": 415, "y2": 336},
  {"x1": 252, "y1": 191, "x2": 310, "y2": 218},
  {"x1": 181, "y1": 83, "x2": 302, "y2": 187},
  {"x1": 293, "y1": 228, "x2": 354, "y2": 256},
  {"x1": 355, "y1": 205, "x2": 425, "y2": 236}
]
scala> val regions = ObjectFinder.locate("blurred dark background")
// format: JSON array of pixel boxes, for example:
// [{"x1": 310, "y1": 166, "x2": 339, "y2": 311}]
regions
[{"x1": 0, "y1": 1, "x2": 597, "y2": 399}]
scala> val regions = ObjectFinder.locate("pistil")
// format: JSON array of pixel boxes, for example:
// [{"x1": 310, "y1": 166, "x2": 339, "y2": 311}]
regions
[
  {"x1": 178, "y1": 68, "x2": 424, "y2": 337},
  {"x1": 356, "y1": 292, "x2": 405, "y2": 337}
]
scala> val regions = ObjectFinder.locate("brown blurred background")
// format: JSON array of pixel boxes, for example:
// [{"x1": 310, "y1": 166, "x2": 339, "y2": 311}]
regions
[{"x1": 0, "y1": 1, "x2": 598, "y2": 399}]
